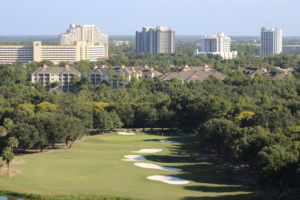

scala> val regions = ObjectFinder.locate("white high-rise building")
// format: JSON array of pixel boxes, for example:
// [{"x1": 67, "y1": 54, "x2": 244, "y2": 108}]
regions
[
  {"x1": 194, "y1": 31, "x2": 237, "y2": 59},
  {"x1": 136, "y1": 26, "x2": 175, "y2": 53},
  {"x1": 260, "y1": 27, "x2": 282, "y2": 56},
  {"x1": 59, "y1": 24, "x2": 108, "y2": 46}
]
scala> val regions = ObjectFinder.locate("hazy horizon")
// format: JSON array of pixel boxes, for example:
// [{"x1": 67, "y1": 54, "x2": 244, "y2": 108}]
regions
[
  {"x1": 1, "y1": 35, "x2": 300, "y2": 38},
  {"x1": 1, "y1": 0, "x2": 299, "y2": 36}
]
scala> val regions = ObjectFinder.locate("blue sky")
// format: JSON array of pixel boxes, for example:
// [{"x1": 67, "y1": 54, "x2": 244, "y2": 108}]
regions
[{"x1": 0, "y1": 0, "x2": 299, "y2": 36}]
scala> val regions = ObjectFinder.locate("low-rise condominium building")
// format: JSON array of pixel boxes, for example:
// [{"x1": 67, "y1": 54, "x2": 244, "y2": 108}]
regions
[
  {"x1": 31, "y1": 64, "x2": 81, "y2": 92},
  {"x1": 160, "y1": 64, "x2": 226, "y2": 82},
  {"x1": 85, "y1": 65, "x2": 162, "y2": 89}
]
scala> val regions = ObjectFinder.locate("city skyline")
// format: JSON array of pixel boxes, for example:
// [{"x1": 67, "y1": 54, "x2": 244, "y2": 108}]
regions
[{"x1": 0, "y1": 0, "x2": 299, "y2": 36}]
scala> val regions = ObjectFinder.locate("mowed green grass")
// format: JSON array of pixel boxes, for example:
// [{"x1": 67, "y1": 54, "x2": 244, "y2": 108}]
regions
[{"x1": 0, "y1": 131, "x2": 260, "y2": 200}]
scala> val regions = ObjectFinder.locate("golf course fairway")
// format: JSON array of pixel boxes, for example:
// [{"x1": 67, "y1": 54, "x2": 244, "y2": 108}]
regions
[{"x1": 0, "y1": 131, "x2": 260, "y2": 200}]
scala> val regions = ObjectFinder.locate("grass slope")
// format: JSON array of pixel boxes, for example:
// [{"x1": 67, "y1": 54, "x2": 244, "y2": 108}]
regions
[{"x1": 0, "y1": 131, "x2": 260, "y2": 200}]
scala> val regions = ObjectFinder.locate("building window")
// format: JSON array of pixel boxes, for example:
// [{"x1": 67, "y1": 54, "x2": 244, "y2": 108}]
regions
[
  {"x1": 102, "y1": 75, "x2": 105, "y2": 77},
  {"x1": 51, "y1": 74, "x2": 54, "y2": 76},
  {"x1": 51, "y1": 78, "x2": 54, "y2": 80}
]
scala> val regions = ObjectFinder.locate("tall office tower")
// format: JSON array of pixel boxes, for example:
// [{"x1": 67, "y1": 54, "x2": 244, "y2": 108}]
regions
[
  {"x1": 136, "y1": 26, "x2": 175, "y2": 53},
  {"x1": 194, "y1": 31, "x2": 237, "y2": 59},
  {"x1": 59, "y1": 24, "x2": 108, "y2": 46},
  {"x1": 260, "y1": 27, "x2": 282, "y2": 56}
]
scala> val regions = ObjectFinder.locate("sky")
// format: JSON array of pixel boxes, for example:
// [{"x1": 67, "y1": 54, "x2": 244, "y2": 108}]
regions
[{"x1": 0, "y1": 0, "x2": 299, "y2": 36}]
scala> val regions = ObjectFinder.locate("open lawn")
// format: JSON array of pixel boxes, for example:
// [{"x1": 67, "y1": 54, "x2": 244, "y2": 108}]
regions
[{"x1": 0, "y1": 130, "x2": 261, "y2": 200}]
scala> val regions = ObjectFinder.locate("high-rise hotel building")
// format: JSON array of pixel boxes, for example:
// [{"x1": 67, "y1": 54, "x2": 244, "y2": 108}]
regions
[
  {"x1": 0, "y1": 24, "x2": 108, "y2": 64},
  {"x1": 59, "y1": 24, "x2": 108, "y2": 46},
  {"x1": 194, "y1": 31, "x2": 237, "y2": 59},
  {"x1": 0, "y1": 41, "x2": 107, "y2": 64},
  {"x1": 136, "y1": 26, "x2": 175, "y2": 53},
  {"x1": 260, "y1": 27, "x2": 282, "y2": 56}
]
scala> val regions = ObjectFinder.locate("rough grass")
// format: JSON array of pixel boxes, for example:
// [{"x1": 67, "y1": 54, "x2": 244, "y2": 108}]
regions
[{"x1": 0, "y1": 130, "x2": 261, "y2": 200}]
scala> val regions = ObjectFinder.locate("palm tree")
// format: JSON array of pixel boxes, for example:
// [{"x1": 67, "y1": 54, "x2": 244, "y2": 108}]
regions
[
  {"x1": 2, "y1": 147, "x2": 14, "y2": 176},
  {"x1": 7, "y1": 137, "x2": 19, "y2": 153}
]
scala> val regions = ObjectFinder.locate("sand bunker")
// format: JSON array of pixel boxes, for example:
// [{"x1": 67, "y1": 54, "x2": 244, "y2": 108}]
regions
[
  {"x1": 134, "y1": 163, "x2": 182, "y2": 171},
  {"x1": 11, "y1": 159, "x2": 26, "y2": 165},
  {"x1": 147, "y1": 175, "x2": 189, "y2": 184},
  {"x1": 121, "y1": 155, "x2": 146, "y2": 161},
  {"x1": 131, "y1": 149, "x2": 162, "y2": 153},
  {"x1": 118, "y1": 132, "x2": 136, "y2": 135},
  {"x1": 0, "y1": 168, "x2": 22, "y2": 178},
  {"x1": 149, "y1": 140, "x2": 175, "y2": 143},
  {"x1": 1, "y1": 159, "x2": 25, "y2": 166}
]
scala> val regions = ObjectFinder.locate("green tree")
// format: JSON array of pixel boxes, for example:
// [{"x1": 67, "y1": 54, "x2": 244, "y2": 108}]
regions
[
  {"x1": 2, "y1": 147, "x2": 14, "y2": 176},
  {"x1": 109, "y1": 110, "x2": 123, "y2": 130},
  {"x1": 17, "y1": 103, "x2": 35, "y2": 112},
  {"x1": 26, "y1": 115, "x2": 49, "y2": 152},
  {"x1": 35, "y1": 102, "x2": 57, "y2": 113},
  {"x1": 3, "y1": 118, "x2": 13, "y2": 131},
  {"x1": 9, "y1": 123, "x2": 38, "y2": 154},
  {"x1": 257, "y1": 145, "x2": 299, "y2": 197},
  {"x1": 6, "y1": 137, "x2": 19, "y2": 152},
  {"x1": 136, "y1": 107, "x2": 158, "y2": 131},
  {"x1": 198, "y1": 118, "x2": 239, "y2": 157},
  {"x1": 44, "y1": 118, "x2": 66, "y2": 148},
  {"x1": 136, "y1": 107, "x2": 151, "y2": 131},
  {"x1": 63, "y1": 116, "x2": 87, "y2": 148},
  {"x1": 158, "y1": 106, "x2": 178, "y2": 131},
  {"x1": 116, "y1": 104, "x2": 135, "y2": 131},
  {"x1": 94, "y1": 110, "x2": 113, "y2": 132}
]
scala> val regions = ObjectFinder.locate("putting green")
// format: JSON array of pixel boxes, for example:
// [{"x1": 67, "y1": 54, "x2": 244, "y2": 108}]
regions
[{"x1": 0, "y1": 131, "x2": 260, "y2": 200}]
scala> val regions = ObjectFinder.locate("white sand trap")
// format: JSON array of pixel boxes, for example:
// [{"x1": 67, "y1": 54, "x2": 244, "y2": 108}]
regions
[
  {"x1": 131, "y1": 149, "x2": 162, "y2": 153},
  {"x1": 149, "y1": 140, "x2": 175, "y2": 143},
  {"x1": 121, "y1": 155, "x2": 146, "y2": 161},
  {"x1": 118, "y1": 132, "x2": 136, "y2": 135},
  {"x1": 134, "y1": 163, "x2": 182, "y2": 171},
  {"x1": 147, "y1": 175, "x2": 189, "y2": 184}
]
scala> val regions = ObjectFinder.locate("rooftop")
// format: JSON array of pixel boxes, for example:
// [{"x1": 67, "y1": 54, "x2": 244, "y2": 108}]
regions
[{"x1": 32, "y1": 64, "x2": 81, "y2": 74}]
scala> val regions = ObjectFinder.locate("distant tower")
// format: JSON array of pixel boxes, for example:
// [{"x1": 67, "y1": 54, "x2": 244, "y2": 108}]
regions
[
  {"x1": 195, "y1": 31, "x2": 236, "y2": 59},
  {"x1": 201, "y1": 31, "x2": 231, "y2": 53},
  {"x1": 59, "y1": 24, "x2": 108, "y2": 46},
  {"x1": 260, "y1": 27, "x2": 282, "y2": 56},
  {"x1": 136, "y1": 26, "x2": 175, "y2": 53}
]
